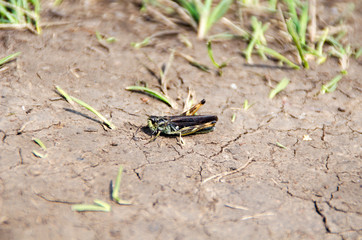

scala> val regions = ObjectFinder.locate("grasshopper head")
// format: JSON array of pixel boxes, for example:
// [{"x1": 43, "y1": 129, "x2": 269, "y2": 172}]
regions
[
  {"x1": 148, "y1": 116, "x2": 158, "y2": 133},
  {"x1": 148, "y1": 116, "x2": 167, "y2": 134}
]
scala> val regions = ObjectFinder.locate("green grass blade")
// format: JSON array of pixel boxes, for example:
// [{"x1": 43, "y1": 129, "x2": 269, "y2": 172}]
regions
[
  {"x1": 55, "y1": 85, "x2": 74, "y2": 105},
  {"x1": 112, "y1": 165, "x2": 123, "y2": 202},
  {"x1": 243, "y1": 99, "x2": 253, "y2": 110},
  {"x1": 0, "y1": 52, "x2": 21, "y2": 66},
  {"x1": 111, "y1": 165, "x2": 132, "y2": 205},
  {"x1": 24, "y1": 0, "x2": 33, "y2": 24},
  {"x1": 125, "y1": 86, "x2": 173, "y2": 108},
  {"x1": 244, "y1": 16, "x2": 269, "y2": 63},
  {"x1": 298, "y1": 2, "x2": 308, "y2": 46},
  {"x1": 231, "y1": 113, "x2": 236, "y2": 123},
  {"x1": 72, "y1": 200, "x2": 111, "y2": 212},
  {"x1": 256, "y1": 45, "x2": 300, "y2": 69},
  {"x1": 32, "y1": 150, "x2": 47, "y2": 158},
  {"x1": 189, "y1": 61, "x2": 210, "y2": 72},
  {"x1": 95, "y1": 31, "x2": 102, "y2": 41},
  {"x1": 316, "y1": 28, "x2": 329, "y2": 56},
  {"x1": 276, "y1": 142, "x2": 287, "y2": 149},
  {"x1": 284, "y1": 0, "x2": 299, "y2": 29},
  {"x1": 269, "y1": 77, "x2": 290, "y2": 99},
  {"x1": 70, "y1": 96, "x2": 116, "y2": 129},
  {"x1": 29, "y1": 0, "x2": 40, "y2": 13},
  {"x1": 207, "y1": 0, "x2": 232, "y2": 32},
  {"x1": 55, "y1": 86, "x2": 115, "y2": 129},
  {"x1": 198, "y1": 0, "x2": 212, "y2": 39},
  {"x1": 251, "y1": 16, "x2": 267, "y2": 45},
  {"x1": 268, "y1": 0, "x2": 277, "y2": 10},
  {"x1": 131, "y1": 36, "x2": 151, "y2": 49},
  {"x1": 320, "y1": 74, "x2": 343, "y2": 94},
  {"x1": 176, "y1": 0, "x2": 200, "y2": 23},
  {"x1": 0, "y1": 4, "x2": 17, "y2": 23},
  {"x1": 207, "y1": 41, "x2": 227, "y2": 69},
  {"x1": 32, "y1": 138, "x2": 46, "y2": 150},
  {"x1": 0, "y1": 0, "x2": 41, "y2": 33},
  {"x1": 286, "y1": 18, "x2": 309, "y2": 69},
  {"x1": 93, "y1": 200, "x2": 111, "y2": 210}
]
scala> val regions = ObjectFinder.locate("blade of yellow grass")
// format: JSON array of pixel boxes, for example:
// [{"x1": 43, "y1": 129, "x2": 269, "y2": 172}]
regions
[
  {"x1": 71, "y1": 200, "x2": 111, "y2": 212},
  {"x1": 0, "y1": 52, "x2": 21, "y2": 66},
  {"x1": 55, "y1": 86, "x2": 116, "y2": 129},
  {"x1": 111, "y1": 166, "x2": 132, "y2": 205}
]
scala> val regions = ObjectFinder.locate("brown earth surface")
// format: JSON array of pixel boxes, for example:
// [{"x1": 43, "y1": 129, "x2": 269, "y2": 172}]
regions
[{"x1": 0, "y1": 0, "x2": 361, "y2": 239}]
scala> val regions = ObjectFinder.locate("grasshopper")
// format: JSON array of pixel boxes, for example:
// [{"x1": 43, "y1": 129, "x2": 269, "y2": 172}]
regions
[{"x1": 147, "y1": 99, "x2": 218, "y2": 140}]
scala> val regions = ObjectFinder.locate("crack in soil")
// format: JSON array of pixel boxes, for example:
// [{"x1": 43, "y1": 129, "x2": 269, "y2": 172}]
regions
[
  {"x1": 208, "y1": 134, "x2": 243, "y2": 159},
  {"x1": 321, "y1": 124, "x2": 326, "y2": 141},
  {"x1": 347, "y1": 125, "x2": 362, "y2": 134},
  {"x1": 0, "y1": 129, "x2": 7, "y2": 143},
  {"x1": 132, "y1": 153, "x2": 188, "y2": 181},
  {"x1": 325, "y1": 154, "x2": 330, "y2": 171},
  {"x1": 314, "y1": 201, "x2": 331, "y2": 233},
  {"x1": 285, "y1": 187, "x2": 311, "y2": 201}
]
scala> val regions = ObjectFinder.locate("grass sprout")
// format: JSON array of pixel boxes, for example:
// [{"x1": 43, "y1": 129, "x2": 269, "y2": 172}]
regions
[
  {"x1": 314, "y1": 28, "x2": 329, "y2": 64},
  {"x1": 286, "y1": 18, "x2": 309, "y2": 69},
  {"x1": 0, "y1": 0, "x2": 41, "y2": 34},
  {"x1": 174, "y1": 50, "x2": 210, "y2": 72},
  {"x1": 256, "y1": 45, "x2": 300, "y2": 69},
  {"x1": 32, "y1": 137, "x2": 47, "y2": 158},
  {"x1": 72, "y1": 200, "x2": 111, "y2": 212},
  {"x1": 125, "y1": 86, "x2": 174, "y2": 108},
  {"x1": 96, "y1": 31, "x2": 116, "y2": 43},
  {"x1": 320, "y1": 74, "x2": 343, "y2": 94},
  {"x1": 207, "y1": 41, "x2": 227, "y2": 74},
  {"x1": 328, "y1": 43, "x2": 351, "y2": 73},
  {"x1": 276, "y1": 142, "x2": 287, "y2": 149},
  {"x1": 243, "y1": 99, "x2": 253, "y2": 110},
  {"x1": 32, "y1": 138, "x2": 46, "y2": 150},
  {"x1": 32, "y1": 150, "x2": 47, "y2": 158},
  {"x1": 111, "y1": 165, "x2": 132, "y2": 205},
  {"x1": 55, "y1": 85, "x2": 74, "y2": 105},
  {"x1": 284, "y1": 0, "x2": 308, "y2": 46},
  {"x1": 231, "y1": 112, "x2": 236, "y2": 123},
  {"x1": 0, "y1": 52, "x2": 21, "y2": 66},
  {"x1": 269, "y1": 77, "x2": 290, "y2": 99},
  {"x1": 244, "y1": 16, "x2": 269, "y2": 63},
  {"x1": 176, "y1": 0, "x2": 232, "y2": 39},
  {"x1": 131, "y1": 36, "x2": 152, "y2": 49},
  {"x1": 55, "y1": 86, "x2": 116, "y2": 129}
]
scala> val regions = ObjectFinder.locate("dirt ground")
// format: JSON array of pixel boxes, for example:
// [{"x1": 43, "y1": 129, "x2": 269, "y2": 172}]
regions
[{"x1": 0, "y1": 0, "x2": 361, "y2": 239}]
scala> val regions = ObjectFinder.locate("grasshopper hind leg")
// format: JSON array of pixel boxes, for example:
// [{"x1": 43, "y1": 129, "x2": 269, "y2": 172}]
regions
[
  {"x1": 182, "y1": 99, "x2": 206, "y2": 116},
  {"x1": 177, "y1": 120, "x2": 217, "y2": 136}
]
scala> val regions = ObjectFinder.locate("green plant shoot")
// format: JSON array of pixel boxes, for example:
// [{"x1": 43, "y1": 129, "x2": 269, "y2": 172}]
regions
[{"x1": 269, "y1": 77, "x2": 290, "y2": 99}]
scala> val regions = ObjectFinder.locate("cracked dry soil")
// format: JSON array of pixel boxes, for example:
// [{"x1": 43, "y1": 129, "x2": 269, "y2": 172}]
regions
[{"x1": 0, "y1": 1, "x2": 361, "y2": 239}]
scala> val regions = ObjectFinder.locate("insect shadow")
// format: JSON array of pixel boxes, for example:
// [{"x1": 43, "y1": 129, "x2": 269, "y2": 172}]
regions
[{"x1": 141, "y1": 126, "x2": 153, "y2": 136}]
